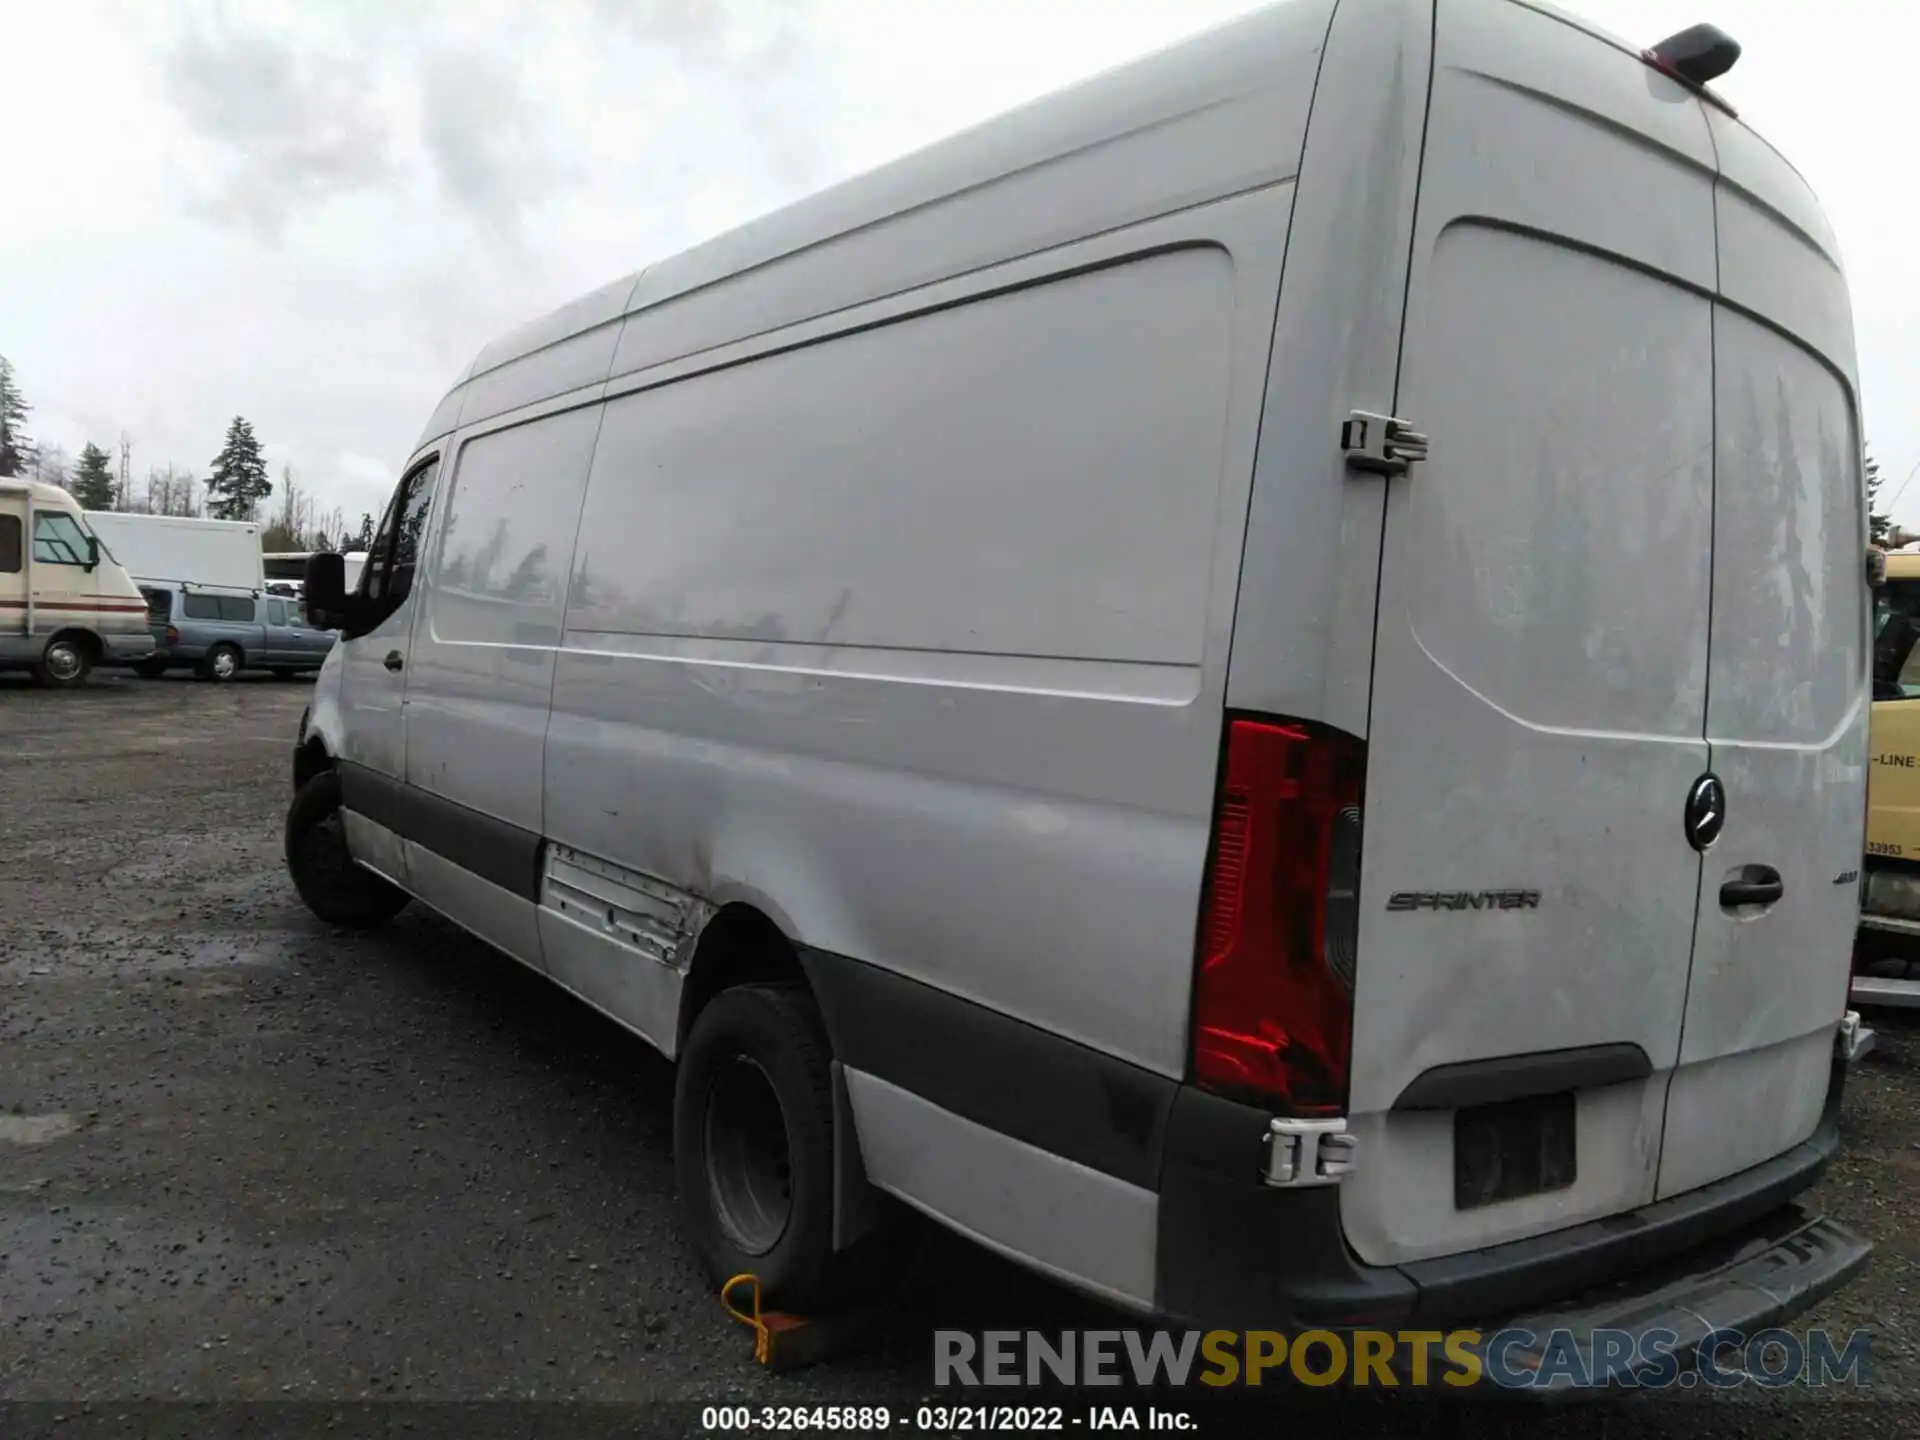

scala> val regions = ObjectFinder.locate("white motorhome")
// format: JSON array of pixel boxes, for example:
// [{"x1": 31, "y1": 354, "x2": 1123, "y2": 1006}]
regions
[
  {"x1": 1, "y1": 480, "x2": 155, "y2": 686},
  {"x1": 286, "y1": 0, "x2": 1873, "y2": 1363},
  {"x1": 86, "y1": 512, "x2": 265, "y2": 593}
]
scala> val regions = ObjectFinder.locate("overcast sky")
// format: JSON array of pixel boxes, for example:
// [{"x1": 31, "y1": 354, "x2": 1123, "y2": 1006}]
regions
[{"x1": 3, "y1": 0, "x2": 1913, "y2": 531}]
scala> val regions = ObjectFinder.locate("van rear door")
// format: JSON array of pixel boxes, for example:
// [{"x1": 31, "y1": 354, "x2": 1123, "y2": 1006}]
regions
[
  {"x1": 1658, "y1": 110, "x2": 1867, "y2": 1198},
  {"x1": 1340, "y1": 0, "x2": 1721, "y2": 1266}
]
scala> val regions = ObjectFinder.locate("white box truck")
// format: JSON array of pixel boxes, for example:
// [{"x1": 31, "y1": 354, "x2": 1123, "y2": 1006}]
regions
[
  {"x1": 284, "y1": 0, "x2": 1875, "y2": 1378},
  {"x1": 85, "y1": 512, "x2": 265, "y2": 593}
]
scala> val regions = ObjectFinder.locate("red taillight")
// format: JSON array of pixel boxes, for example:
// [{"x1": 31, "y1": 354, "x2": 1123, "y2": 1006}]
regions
[
  {"x1": 164, "y1": 626, "x2": 179, "y2": 645},
  {"x1": 1192, "y1": 717, "x2": 1365, "y2": 1115}
]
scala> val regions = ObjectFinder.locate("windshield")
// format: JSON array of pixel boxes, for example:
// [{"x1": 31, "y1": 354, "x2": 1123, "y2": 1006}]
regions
[
  {"x1": 1875, "y1": 579, "x2": 1920, "y2": 698},
  {"x1": 66, "y1": 508, "x2": 117, "y2": 565}
]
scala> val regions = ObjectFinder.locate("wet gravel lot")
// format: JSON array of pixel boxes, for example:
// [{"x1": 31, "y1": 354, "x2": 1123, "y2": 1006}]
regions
[{"x1": 2, "y1": 672, "x2": 1917, "y2": 1437}]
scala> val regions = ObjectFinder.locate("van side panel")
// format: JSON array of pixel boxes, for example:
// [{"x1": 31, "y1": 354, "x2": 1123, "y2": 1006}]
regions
[
  {"x1": 398, "y1": 406, "x2": 601, "y2": 961},
  {"x1": 546, "y1": 195, "x2": 1291, "y2": 1083},
  {"x1": 404, "y1": 407, "x2": 601, "y2": 831},
  {"x1": 1224, "y1": 0, "x2": 1434, "y2": 734},
  {"x1": 573, "y1": 251, "x2": 1232, "y2": 666}
]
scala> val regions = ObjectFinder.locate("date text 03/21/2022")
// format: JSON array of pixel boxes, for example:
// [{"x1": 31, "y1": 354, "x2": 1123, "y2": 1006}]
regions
[{"x1": 701, "y1": 1406, "x2": 1193, "y2": 1431}]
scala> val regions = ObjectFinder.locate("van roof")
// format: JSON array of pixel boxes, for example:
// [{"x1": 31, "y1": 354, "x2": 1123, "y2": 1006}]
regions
[
  {"x1": 425, "y1": 0, "x2": 1819, "y2": 452},
  {"x1": 0, "y1": 477, "x2": 83, "y2": 507},
  {"x1": 446, "y1": 0, "x2": 1321, "y2": 397}
]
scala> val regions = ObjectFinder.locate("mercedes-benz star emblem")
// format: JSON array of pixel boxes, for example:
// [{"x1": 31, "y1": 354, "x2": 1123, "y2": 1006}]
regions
[{"x1": 1685, "y1": 774, "x2": 1725, "y2": 852}]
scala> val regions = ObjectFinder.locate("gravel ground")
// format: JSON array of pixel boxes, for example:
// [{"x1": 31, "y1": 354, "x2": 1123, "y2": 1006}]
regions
[{"x1": 1, "y1": 672, "x2": 1916, "y2": 1437}]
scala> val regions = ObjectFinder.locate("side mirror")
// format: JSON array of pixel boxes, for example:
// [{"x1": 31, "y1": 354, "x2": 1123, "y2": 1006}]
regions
[
  {"x1": 304, "y1": 552, "x2": 350, "y2": 631},
  {"x1": 85, "y1": 535, "x2": 100, "y2": 572}
]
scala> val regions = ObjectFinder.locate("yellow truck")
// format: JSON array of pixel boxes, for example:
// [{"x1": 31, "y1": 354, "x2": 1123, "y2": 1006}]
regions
[{"x1": 1859, "y1": 549, "x2": 1920, "y2": 1002}]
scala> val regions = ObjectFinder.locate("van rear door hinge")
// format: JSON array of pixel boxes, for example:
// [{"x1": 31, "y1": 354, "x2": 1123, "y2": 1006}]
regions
[
  {"x1": 1263, "y1": 1116, "x2": 1358, "y2": 1187},
  {"x1": 1341, "y1": 410, "x2": 1429, "y2": 477}
]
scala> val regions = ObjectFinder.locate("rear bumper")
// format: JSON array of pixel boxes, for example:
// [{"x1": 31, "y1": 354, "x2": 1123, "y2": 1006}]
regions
[
  {"x1": 1156, "y1": 1059, "x2": 1862, "y2": 1338},
  {"x1": 103, "y1": 631, "x2": 155, "y2": 662},
  {"x1": 1448, "y1": 1206, "x2": 1868, "y2": 1391}
]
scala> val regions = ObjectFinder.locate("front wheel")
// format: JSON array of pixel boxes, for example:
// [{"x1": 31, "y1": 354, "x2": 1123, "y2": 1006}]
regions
[
  {"x1": 285, "y1": 771, "x2": 410, "y2": 928},
  {"x1": 674, "y1": 984, "x2": 847, "y2": 1311},
  {"x1": 33, "y1": 634, "x2": 93, "y2": 689}
]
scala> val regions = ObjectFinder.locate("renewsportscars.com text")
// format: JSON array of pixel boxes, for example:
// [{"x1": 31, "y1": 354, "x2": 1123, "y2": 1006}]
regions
[{"x1": 933, "y1": 1327, "x2": 1873, "y2": 1391}]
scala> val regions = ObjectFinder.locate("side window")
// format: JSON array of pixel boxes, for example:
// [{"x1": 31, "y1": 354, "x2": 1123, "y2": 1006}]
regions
[
  {"x1": 1876, "y1": 581, "x2": 1920, "y2": 699},
  {"x1": 360, "y1": 457, "x2": 438, "y2": 625},
  {"x1": 32, "y1": 512, "x2": 91, "y2": 566},
  {"x1": 218, "y1": 595, "x2": 256, "y2": 622},
  {"x1": 0, "y1": 514, "x2": 19, "y2": 573},
  {"x1": 182, "y1": 593, "x2": 221, "y2": 619},
  {"x1": 267, "y1": 598, "x2": 288, "y2": 625}
]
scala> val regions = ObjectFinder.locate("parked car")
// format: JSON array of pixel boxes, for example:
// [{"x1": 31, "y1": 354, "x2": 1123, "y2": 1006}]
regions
[
  {"x1": 138, "y1": 582, "x2": 334, "y2": 680},
  {"x1": 1, "y1": 478, "x2": 154, "y2": 687},
  {"x1": 285, "y1": 0, "x2": 1871, "y2": 1373}
]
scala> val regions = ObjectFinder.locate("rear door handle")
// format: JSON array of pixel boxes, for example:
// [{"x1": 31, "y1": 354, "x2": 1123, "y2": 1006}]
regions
[
  {"x1": 383, "y1": 650, "x2": 404, "y2": 672},
  {"x1": 1720, "y1": 867, "x2": 1783, "y2": 909}
]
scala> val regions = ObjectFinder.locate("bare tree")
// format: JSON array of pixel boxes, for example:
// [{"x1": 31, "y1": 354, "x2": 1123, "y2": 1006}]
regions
[
  {"x1": 310, "y1": 505, "x2": 348, "y2": 553},
  {"x1": 261, "y1": 464, "x2": 319, "y2": 551},
  {"x1": 144, "y1": 463, "x2": 202, "y2": 517},
  {"x1": 33, "y1": 442, "x2": 72, "y2": 491}
]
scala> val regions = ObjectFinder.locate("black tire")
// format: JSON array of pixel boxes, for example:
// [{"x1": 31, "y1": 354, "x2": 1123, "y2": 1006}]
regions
[
  {"x1": 675, "y1": 983, "x2": 846, "y2": 1310},
  {"x1": 284, "y1": 771, "x2": 410, "y2": 928},
  {"x1": 136, "y1": 658, "x2": 171, "y2": 679},
  {"x1": 33, "y1": 633, "x2": 94, "y2": 689},
  {"x1": 1857, "y1": 927, "x2": 1920, "y2": 980},
  {"x1": 199, "y1": 643, "x2": 243, "y2": 681}
]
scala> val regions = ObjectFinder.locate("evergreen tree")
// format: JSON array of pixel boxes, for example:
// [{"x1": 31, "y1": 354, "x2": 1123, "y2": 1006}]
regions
[
  {"x1": 1866, "y1": 447, "x2": 1891, "y2": 546},
  {"x1": 71, "y1": 443, "x2": 117, "y2": 510},
  {"x1": 0, "y1": 355, "x2": 34, "y2": 478},
  {"x1": 205, "y1": 416, "x2": 272, "y2": 521}
]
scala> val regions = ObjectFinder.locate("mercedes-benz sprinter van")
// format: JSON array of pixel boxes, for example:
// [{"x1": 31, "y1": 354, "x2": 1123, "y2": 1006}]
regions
[{"x1": 285, "y1": 0, "x2": 1874, "y2": 1369}]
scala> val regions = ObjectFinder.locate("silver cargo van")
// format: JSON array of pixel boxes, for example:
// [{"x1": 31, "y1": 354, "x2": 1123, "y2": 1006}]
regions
[{"x1": 287, "y1": 0, "x2": 1873, "y2": 1360}]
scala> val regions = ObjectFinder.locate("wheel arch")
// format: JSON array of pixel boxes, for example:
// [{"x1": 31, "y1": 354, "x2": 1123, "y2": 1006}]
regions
[
  {"x1": 674, "y1": 897, "x2": 891, "y2": 1255},
  {"x1": 293, "y1": 733, "x2": 333, "y2": 792},
  {"x1": 677, "y1": 900, "x2": 811, "y2": 1053},
  {"x1": 45, "y1": 626, "x2": 103, "y2": 660}
]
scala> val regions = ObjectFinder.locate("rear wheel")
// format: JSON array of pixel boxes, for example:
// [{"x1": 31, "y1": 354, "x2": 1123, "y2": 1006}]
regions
[
  {"x1": 285, "y1": 771, "x2": 410, "y2": 928},
  {"x1": 33, "y1": 634, "x2": 93, "y2": 689},
  {"x1": 200, "y1": 643, "x2": 242, "y2": 682},
  {"x1": 674, "y1": 984, "x2": 847, "y2": 1310}
]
